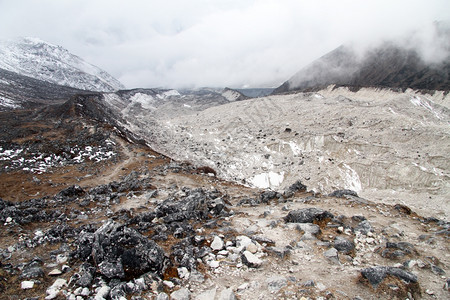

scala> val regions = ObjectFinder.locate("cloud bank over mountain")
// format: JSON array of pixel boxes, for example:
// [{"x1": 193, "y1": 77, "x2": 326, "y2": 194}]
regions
[{"x1": 0, "y1": 0, "x2": 448, "y2": 88}]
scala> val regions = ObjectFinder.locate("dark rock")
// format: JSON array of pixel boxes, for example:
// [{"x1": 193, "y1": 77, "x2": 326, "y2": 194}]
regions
[
  {"x1": 286, "y1": 180, "x2": 307, "y2": 193},
  {"x1": 431, "y1": 265, "x2": 445, "y2": 275},
  {"x1": 20, "y1": 265, "x2": 44, "y2": 279},
  {"x1": 360, "y1": 266, "x2": 418, "y2": 288},
  {"x1": 156, "y1": 188, "x2": 226, "y2": 223},
  {"x1": 334, "y1": 236, "x2": 355, "y2": 254},
  {"x1": 380, "y1": 242, "x2": 417, "y2": 259},
  {"x1": 394, "y1": 204, "x2": 413, "y2": 215},
  {"x1": 72, "y1": 221, "x2": 166, "y2": 279},
  {"x1": 323, "y1": 248, "x2": 340, "y2": 264},
  {"x1": 252, "y1": 235, "x2": 276, "y2": 246},
  {"x1": 172, "y1": 239, "x2": 197, "y2": 270},
  {"x1": 75, "y1": 263, "x2": 95, "y2": 287},
  {"x1": 284, "y1": 208, "x2": 334, "y2": 224},
  {"x1": 302, "y1": 280, "x2": 315, "y2": 287},
  {"x1": 99, "y1": 260, "x2": 125, "y2": 279},
  {"x1": 89, "y1": 184, "x2": 113, "y2": 195},
  {"x1": 266, "y1": 246, "x2": 291, "y2": 259},
  {"x1": 354, "y1": 220, "x2": 373, "y2": 235},
  {"x1": 329, "y1": 189, "x2": 358, "y2": 198},
  {"x1": 420, "y1": 217, "x2": 440, "y2": 224},
  {"x1": 351, "y1": 215, "x2": 366, "y2": 222},
  {"x1": 237, "y1": 198, "x2": 259, "y2": 206},
  {"x1": 56, "y1": 185, "x2": 86, "y2": 199},
  {"x1": 110, "y1": 282, "x2": 127, "y2": 300},
  {"x1": 0, "y1": 198, "x2": 13, "y2": 211},
  {"x1": 260, "y1": 191, "x2": 281, "y2": 204}
]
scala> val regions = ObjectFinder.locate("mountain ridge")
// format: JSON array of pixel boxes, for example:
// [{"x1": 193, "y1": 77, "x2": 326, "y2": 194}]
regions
[
  {"x1": 274, "y1": 37, "x2": 450, "y2": 94},
  {"x1": 0, "y1": 37, "x2": 125, "y2": 92}
]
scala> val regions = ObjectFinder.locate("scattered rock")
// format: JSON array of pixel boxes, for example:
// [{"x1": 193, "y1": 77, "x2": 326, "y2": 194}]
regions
[
  {"x1": 48, "y1": 269, "x2": 62, "y2": 276},
  {"x1": 354, "y1": 220, "x2": 373, "y2": 235},
  {"x1": 246, "y1": 242, "x2": 258, "y2": 253},
  {"x1": 156, "y1": 292, "x2": 169, "y2": 300},
  {"x1": 266, "y1": 246, "x2": 291, "y2": 259},
  {"x1": 21, "y1": 280, "x2": 34, "y2": 289},
  {"x1": 211, "y1": 236, "x2": 224, "y2": 251},
  {"x1": 334, "y1": 236, "x2": 355, "y2": 254},
  {"x1": 323, "y1": 248, "x2": 340, "y2": 264},
  {"x1": 329, "y1": 189, "x2": 358, "y2": 198},
  {"x1": 236, "y1": 235, "x2": 252, "y2": 249},
  {"x1": 360, "y1": 266, "x2": 419, "y2": 297},
  {"x1": 45, "y1": 278, "x2": 67, "y2": 300},
  {"x1": 73, "y1": 221, "x2": 166, "y2": 279},
  {"x1": 444, "y1": 278, "x2": 450, "y2": 291},
  {"x1": 171, "y1": 287, "x2": 191, "y2": 300},
  {"x1": 177, "y1": 267, "x2": 190, "y2": 280},
  {"x1": 241, "y1": 250, "x2": 263, "y2": 268},
  {"x1": 267, "y1": 276, "x2": 288, "y2": 292},
  {"x1": 94, "y1": 285, "x2": 111, "y2": 300},
  {"x1": 20, "y1": 262, "x2": 44, "y2": 279},
  {"x1": 380, "y1": 242, "x2": 417, "y2": 259}
]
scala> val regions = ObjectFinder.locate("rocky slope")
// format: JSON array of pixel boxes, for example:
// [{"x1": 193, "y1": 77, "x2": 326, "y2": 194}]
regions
[
  {"x1": 0, "y1": 37, "x2": 125, "y2": 92},
  {"x1": 0, "y1": 33, "x2": 449, "y2": 300},
  {"x1": 0, "y1": 67, "x2": 92, "y2": 111},
  {"x1": 0, "y1": 95, "x2": 449, "y2": 300}
]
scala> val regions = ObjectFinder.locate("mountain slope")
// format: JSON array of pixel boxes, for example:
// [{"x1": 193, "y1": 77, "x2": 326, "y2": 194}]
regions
[
  {"x1": 0, "y1": 37, "x2": 124, "y2": 92},
  {"x1": 275, "y1": 20, "x2": 450, "y2": 95},
  {"x1": 274, "y1": 43, "x2": 450, "y2": 93},
  {"x1": 0, "y1": 67, "x2": 91, "y2": 111}
]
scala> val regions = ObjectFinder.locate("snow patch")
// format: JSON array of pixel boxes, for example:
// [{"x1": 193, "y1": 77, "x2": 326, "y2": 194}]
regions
[
  {"x1": 249, "y1": 171, "x2": 285, "y2": 189},
  {"x1": 0, "y1": 144, "x2": 116, "y2": 174},
  {"x1": 157, "y1": 90, "x2": 180, "y2": 99},
  {"x1": 129, "y1": 93, "x2": 156, "y2": 110},
  {"x1": 410, "y1": 96, "x2": 444, "y2": 120},
  {"x1": 338, "y1": 164, "x2": 362, "y2": 193},
  {"x1": 0, "y1": 96, "x2": 20, "y2": 109}
]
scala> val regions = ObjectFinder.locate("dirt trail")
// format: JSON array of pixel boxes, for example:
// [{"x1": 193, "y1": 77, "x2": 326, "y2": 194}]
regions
[{"x1": 101, "y1": 138, "x2": 136, "y2": 183}]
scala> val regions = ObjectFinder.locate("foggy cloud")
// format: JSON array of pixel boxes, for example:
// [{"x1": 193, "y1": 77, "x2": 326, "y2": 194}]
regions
[{"x1": 0, "y1": 0, "x2": 448, "y2": 89}]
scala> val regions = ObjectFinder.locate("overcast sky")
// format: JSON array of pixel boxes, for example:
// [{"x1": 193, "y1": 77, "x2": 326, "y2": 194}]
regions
[{"x1": 0, "y1": 0, "x2": 448, "y2": 89}]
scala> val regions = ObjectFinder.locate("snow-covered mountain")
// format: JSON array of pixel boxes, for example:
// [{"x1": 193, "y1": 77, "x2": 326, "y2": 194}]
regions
[{"x1": 0, "y1": 37, "x2": 124, "y2": 92}]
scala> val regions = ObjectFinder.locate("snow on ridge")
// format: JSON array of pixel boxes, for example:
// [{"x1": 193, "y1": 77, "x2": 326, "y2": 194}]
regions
[
  {"x1": 157, "y1": 90, "x2": 181, "y2": 100},
  {"x1": 0, "y1": 37, "x2": 125, "y2": 92},
  {"x1": 222, "y1": 89, "x2": 241, "y2": 101},
  {"x1": 129, "y1": 93, "x2": 156, "y2": 110}
]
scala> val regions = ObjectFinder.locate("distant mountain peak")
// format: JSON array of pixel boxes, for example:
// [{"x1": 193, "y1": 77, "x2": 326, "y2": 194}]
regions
[{"x1": 0, "y1": 37, "x2": 125, "y2": 92}]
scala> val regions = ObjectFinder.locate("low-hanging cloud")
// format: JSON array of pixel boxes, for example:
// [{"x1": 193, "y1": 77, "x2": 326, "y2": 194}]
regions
[{"x1": 0, "y1": 0, "x2": 448, "y2": 89}]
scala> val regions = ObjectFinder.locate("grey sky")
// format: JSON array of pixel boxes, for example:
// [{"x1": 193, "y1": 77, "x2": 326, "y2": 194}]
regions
[{"x1": 0, "y1": 0, "x2": 448, "y2": 89}]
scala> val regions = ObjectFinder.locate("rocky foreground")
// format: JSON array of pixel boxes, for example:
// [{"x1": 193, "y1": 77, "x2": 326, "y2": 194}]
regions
[{"x1": 0, "y1": 104, "x2": 449, "y2": 300}]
